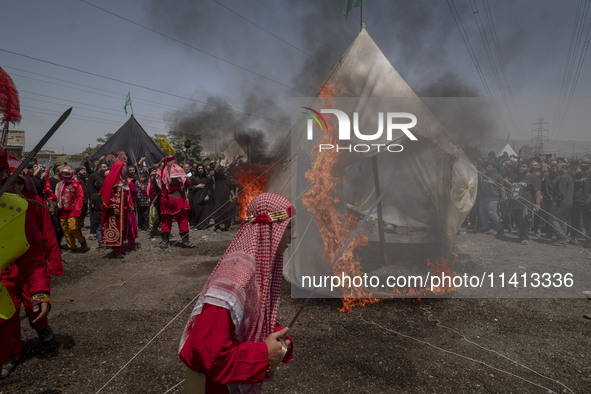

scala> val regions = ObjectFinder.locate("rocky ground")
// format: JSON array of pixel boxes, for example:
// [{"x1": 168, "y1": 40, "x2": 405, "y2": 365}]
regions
[{"x1": 1, "y1": 224, "x2": 590, "y2": 393}]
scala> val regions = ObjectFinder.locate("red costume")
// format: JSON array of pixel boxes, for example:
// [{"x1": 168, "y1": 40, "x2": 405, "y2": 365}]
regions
[
  {"x1": 179, "y1": 193, "x2": 295, "y2": 393},
  {"x1": 0, "y1": 155, "x2": 61, "y2": 371},
  {"x1": 158, "y1": 157, "x2": 193, "y2": 247},
  {"x1": 55, "y1": 166, "x2": 86, "y2": 251},
  {"x1": 100, "y1": 162, "x2": 134, "y2": 257}
]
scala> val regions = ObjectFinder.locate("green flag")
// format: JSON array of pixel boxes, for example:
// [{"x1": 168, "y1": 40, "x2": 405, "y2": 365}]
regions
[
  {"x1": 124, "y1": 91, "x2": 132, "y2": 115},
  {"x1": 342, "y1": 0, "x2": 363, "y2": 19}
]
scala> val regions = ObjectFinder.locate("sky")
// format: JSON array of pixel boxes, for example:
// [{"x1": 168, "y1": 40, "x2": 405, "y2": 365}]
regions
[{"x1": 1, "y1": 0, "x2": 590, "y2": 155}]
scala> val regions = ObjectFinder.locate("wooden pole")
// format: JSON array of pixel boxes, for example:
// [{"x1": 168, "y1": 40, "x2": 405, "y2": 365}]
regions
[
  {"x1": 372, "y1": 155, "x2": 388, "y2": 268},
  {"x1": 360, "y1": 5, "x2": 363, "y2": 31}
]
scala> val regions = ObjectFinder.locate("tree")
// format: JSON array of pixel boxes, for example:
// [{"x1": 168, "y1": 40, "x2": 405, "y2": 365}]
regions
[
  {"x1": 80, "y1": 133, "x2": 114, "y2": 157},
  {"x1": 152, "y1": 131, "x2": 203, "y2": 164}
]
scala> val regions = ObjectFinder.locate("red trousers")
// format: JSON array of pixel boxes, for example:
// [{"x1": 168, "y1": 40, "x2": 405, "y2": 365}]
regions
[
  {"x1": 0, "y1": 273, "x2": 48, "y2": 363},
  {"x1": 161, "y1": 210, "x2": 189, "y2": 234}
]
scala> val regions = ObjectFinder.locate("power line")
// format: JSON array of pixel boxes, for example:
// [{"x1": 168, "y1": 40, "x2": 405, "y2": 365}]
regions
[
  {"x1": 77, "y1": 0, "x2": 303, "y2": 94},
  {"x1": 19, "y1": 90, "x2": 167, "y2": 124},
  {"x1": 211, "y1": 0, "x2": 313, "y2": 58},
  {"x1": 479, "y1": 0, "x2": 527, "y2": 139},
  {"x1": 469, "y1": 0, "x2": 505, "y2": 98},
  {"x1": 447, "y1": 0, "x2": 496, "y2": 100},
  {"x1": 4, "y1": 64, "x2": 186, "y2": 112},
  {"x1": 0, "y1": 47, "x2": 288, "y2": 127},
  {"x1": 551, "y1": 0, "x2": 591, "y2": 140}
]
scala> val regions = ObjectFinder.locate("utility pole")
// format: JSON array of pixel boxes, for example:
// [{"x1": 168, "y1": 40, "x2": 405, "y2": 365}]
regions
[{"x1": 532, "y1": 118, "x2": 548, "y2": 155}]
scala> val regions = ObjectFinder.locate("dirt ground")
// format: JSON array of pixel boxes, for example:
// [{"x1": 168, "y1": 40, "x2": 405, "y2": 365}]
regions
[{"x1": 1, "y1": 223, "x2": 591, "y2": 393}]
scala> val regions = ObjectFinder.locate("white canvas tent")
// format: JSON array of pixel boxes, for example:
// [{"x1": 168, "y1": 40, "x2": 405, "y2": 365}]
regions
[
  {"x1": 222, "y1": 140, "x2": 248, "y2": 167},
  {"x1": 265, "y1": 28, "x2": 477, "y2": 292},
  {"x1": 497, "y1": 143, "x2": 517, "y2": 157}
]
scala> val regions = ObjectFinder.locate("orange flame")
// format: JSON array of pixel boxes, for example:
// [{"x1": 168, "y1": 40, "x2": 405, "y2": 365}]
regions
[
  {"x1": 302, "y1": 82, "x2": 378, "y2": 313},
  {"x1": 234, "y1": 163, "x2": 270, "y2": 219},
  {"x1": 301, "y1": 82, "x2": 458, "y2": 313}
]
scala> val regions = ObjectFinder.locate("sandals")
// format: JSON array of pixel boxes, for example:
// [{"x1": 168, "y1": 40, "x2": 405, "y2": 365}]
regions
[
  {"x1": 1, "y1": 358, "x2": 16, "y2": 379},
  {"x1": 37, "y1": 325, "x2": 55, "y2": 343}
]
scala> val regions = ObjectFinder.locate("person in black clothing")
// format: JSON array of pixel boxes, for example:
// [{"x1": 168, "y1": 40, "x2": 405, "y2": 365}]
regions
[
  {"x1": 26, "y1": 162, "x2": 44, "y2": 197},
  {"x1": 500, "y1": 162, "x2": 518, "y2": 232},
  {"x1": 149, "y1": 163, "x2": 163, "y2": 239},
  {"x1": 48, "y1": 164, "x2": 64, "y2": 247},
  {"x1": 90, "y1": 180, "x2": 104, "y2": 249},
  {"x1": 75, "y1": 167, "x2": 89, "y2": 229},
  {"x1": 135, "y1": 173, "x2": 151, "y2": 231},
  {"x1": 86, "y1": 162, "x2": 108, "y2": 238},
  {"x1": 189, "y1": 163, "x2": 211, "y2": 230},
  {"x1": 213, "y1": 165, "x2": 237, "y2": 232},
  {"x1": 540, "y1": 162, "x2": 558, "y2": 235},
  {"x1": 87, "y1": 162, "x2": 108, "y2": 196},
  {"x1": 570, "y1": 163, "x2": 590, "y2": 244},
  {"x1": 509, "y1": 161, "x2": 541, "y2": 245},
  {"x1": 549, "y1": 162, "x2": 574, "y2": 245},
  {"x1": 479, "y1": 161, "x2": 505, "y2": 236}
]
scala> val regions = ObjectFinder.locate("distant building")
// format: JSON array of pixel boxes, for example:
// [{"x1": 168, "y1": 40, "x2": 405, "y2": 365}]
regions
[{"x1": 5, "y1": 129, "x2": 25, "y2": 158}]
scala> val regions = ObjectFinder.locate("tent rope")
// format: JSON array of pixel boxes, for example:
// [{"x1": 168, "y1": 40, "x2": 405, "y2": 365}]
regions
[
  {"x1": 357, "y1": 307, "x2": 574, "y2": 394},
  {"x1": 95, "y1": 293, "x2": 200, "y2": 393}
]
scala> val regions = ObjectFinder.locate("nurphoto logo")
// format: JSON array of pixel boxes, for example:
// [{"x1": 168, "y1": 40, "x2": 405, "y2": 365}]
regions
[{"x1": 303, "y1": 107, "x2": 418, "y2": 153}]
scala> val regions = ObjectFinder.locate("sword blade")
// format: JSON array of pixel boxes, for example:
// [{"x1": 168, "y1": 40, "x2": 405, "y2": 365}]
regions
[{"x1": 0, "y1": 107, "x2": 72, "y2": 198}]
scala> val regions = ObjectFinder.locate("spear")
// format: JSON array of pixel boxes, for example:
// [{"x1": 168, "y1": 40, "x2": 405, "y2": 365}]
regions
[
  {"x1": 286, "y1": 172, "x2": 398, "y2": 329},
  {"x1": 0, "y1": 107, "x2": 72, "y2": 198}
]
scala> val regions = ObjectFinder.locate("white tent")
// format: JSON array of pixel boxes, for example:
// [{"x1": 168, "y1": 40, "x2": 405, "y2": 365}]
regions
[
  {"x1": 265, "y1": 28, "x2": 477, "y2": 293},
  {"x1": 497, "y1": 143, "x2": 517, "y2": 157},
  {"x1": 222, "y1": 140, "x2": 247, "y2": 167}
]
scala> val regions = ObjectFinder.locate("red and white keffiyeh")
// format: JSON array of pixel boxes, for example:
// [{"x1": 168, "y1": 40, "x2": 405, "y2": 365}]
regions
[
  {"x1": 180, "y1": 193, "x2": 295, "y2": 352},
  {"x1": 158, "y1": 157, "x2": 185, "y2": 192}
]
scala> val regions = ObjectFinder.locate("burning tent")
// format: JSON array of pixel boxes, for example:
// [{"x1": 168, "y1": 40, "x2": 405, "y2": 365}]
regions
[
  {"x1": 265, "y1": 28, "x2": 477, "y2": 298},
  {"x1": 222, "y1": 140, "x2": 248, "y2": 167},
  {"x1": 91, "y1": 115, "x2": 164, "y2": 168}
]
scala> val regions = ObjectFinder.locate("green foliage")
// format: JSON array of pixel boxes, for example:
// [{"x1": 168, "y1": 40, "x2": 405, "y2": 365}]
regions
[
  {"x1": 152, "y1": 131, "x2": 203, "y2": 164},
  {"x1": 79, "y1": 133, "x2": 115, "y2": 157},
  {"x1": 96, "y1": 133, "x2": 114, "y2": 144}
]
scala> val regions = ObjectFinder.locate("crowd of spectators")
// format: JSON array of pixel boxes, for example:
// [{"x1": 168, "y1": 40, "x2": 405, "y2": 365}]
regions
[{"x1": 466, "y1": 151, "x2": 591, "y2": 248}]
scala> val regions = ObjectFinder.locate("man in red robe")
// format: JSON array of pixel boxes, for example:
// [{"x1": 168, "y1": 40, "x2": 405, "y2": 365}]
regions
[
  {"x1": 158, "y1": 156, "x2": 195, "y2": 248},
  {"x1": 179, "y1": 193, "x2": 295, "y2": 393},
  {"x1": 55, "y1": 166, "x2": 87, "y2": 252},
  {"x1": 100, "y1": 161, "x2": 135, "y2": 259},
  {"x1": 0, "y1": 154, "x2": 62, "y2": 379}
]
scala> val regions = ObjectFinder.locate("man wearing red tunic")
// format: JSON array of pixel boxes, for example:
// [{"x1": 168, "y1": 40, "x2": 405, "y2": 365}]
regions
[
  {"x1": 0, "y1": 154, "x2": 61, "y2": 379},
  {"x1": 100, "y1": 161, "x2": 135, "y2": 259},
  {"x1": 179, "y1": 193, "x2": 295, "y2": 393},
  {"x1": 158, "y1": 156, "x2": 195, "y2": 248},
  {"x1": 55, "y1": 166, "x2": 87, "y2": 252}
]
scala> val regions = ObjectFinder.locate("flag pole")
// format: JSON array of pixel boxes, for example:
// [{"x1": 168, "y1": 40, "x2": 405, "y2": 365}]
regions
[{"x1": 360, "y1": 4, "x2": 363, "y2": 31}]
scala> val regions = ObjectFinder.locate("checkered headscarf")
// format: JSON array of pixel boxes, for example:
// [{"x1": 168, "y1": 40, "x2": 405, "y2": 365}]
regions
[{"x1": 180, "y1": 192, "x2": 295, "y2": 350}]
